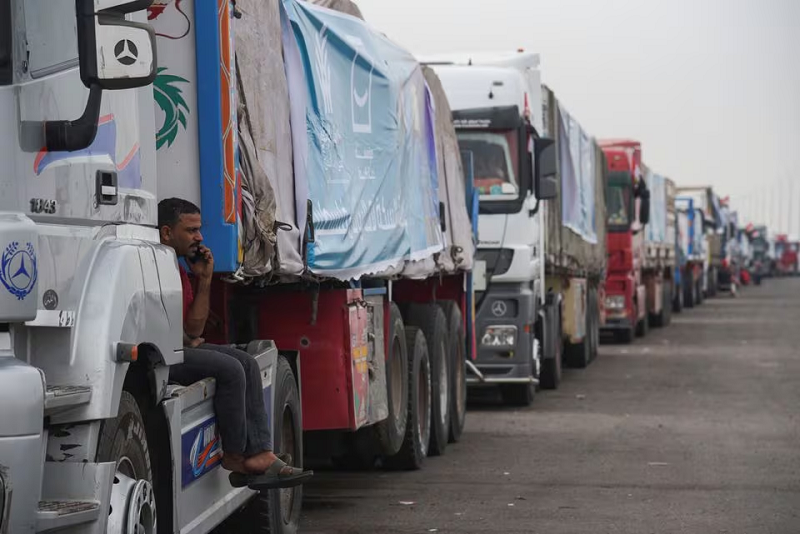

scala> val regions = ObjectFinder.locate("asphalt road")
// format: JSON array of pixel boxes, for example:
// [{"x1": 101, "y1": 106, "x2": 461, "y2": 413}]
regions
[{"x1": 299, "y1": 278, "x2": 800, "y2": 534}]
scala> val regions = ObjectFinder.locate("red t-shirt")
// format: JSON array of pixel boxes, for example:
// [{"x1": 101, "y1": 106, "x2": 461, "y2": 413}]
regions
[{"x1": 179, "y1": 265, "x2": 194, "y2": 322}]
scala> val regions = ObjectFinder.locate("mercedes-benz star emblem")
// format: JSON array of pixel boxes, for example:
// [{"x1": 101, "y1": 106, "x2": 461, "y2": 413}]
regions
[
  {"x1": 114, "y1": 39, "x2": 138, "y2": 66},
  {"x1": 491, "y1": 301, "x2": 507, "y2": 317}
]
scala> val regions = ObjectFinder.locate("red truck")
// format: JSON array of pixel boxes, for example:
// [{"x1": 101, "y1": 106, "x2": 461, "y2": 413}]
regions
[
  {"x1": 599, "y1": 140, "x2": 651, "y2": 343},
  {"x1": 774, "y1": 235, "x2": 799, "y2": 276}
]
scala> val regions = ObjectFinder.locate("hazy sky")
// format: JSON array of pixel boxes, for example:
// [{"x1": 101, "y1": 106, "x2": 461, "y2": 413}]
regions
[{"x1": 355, "y1": 0, "x2": 800, "y2": 234}]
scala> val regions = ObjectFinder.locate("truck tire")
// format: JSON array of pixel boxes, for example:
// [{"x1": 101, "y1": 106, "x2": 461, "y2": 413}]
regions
[
  {"x1": 662, "y1": 281, "x2": 673, "y2": 326},
  {"x1": 588, "y1": 288, "x2": 600, "y2": 362},
  {"x1": 385, "y1": 327, "x2": 431, "y2": 470},
  {"x1": 635, "y1": 304, "x2": 649, "y2": 337},
  {"x1": 539, "y1": 306, "x2": 562, "y2": 390},
  {"x1": 684, "y1": 279, "x2": 695, "y2": 308},
  {"x1": 97, "y1": 391, "x2": 157, "y2": 534},
  {"x1": 404, "y1": 304, "x2": 450, "y2": 457},
  {"x1": 375, "y1": 304, "x2": 409, "y2": 456},
  {"x1": 672, "y1": 282, "x2": 683, "y2": 313},
  {"x1": 439, "y1": 301, "x2": 466, "y2": 444},
  {"x1": 616, "y1": 326, "x2": 634, "y2": 344},
  {"x1": 564, "y1": 302, "x2": 591, "y2": 369},
  {"x1": 221, "y1": 356, "x2": 303, "y2": 534}
]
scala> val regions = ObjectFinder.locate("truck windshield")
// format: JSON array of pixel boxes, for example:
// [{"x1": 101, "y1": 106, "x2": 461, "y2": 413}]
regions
[
  {"x1": 606, "y1": 180, "x2": 632, "y2": 230},
  {"x1": 0, "y1": 1, "x2": 10, "y2": 85},
  {"x1": 457, "y1": 131, "x2": 520, "y2": 201}
]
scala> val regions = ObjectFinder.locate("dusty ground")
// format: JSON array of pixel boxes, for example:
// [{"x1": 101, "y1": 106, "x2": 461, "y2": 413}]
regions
[{"x1": 299, "y1": 278, "x2": 800, "y2": 534}]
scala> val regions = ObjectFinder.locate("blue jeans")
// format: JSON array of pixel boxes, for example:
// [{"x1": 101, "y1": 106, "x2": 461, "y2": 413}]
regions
[{"x1": 170, "y1": 344, "x2": 272, "y2": 455}]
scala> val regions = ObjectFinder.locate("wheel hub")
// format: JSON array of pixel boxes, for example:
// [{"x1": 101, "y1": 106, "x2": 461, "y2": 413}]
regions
[{"x1": 108, "y1": 471, "x2": 156, "y2": 534}]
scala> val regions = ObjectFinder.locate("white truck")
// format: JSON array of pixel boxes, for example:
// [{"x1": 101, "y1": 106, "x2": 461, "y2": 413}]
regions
[
  {"x1": 0, "y1": 1, "x2": 477, "y2": 533},
  {"x1": 426, "y1": 52, "x2": 557, "y2": 404},
  {"x1": 427, "y1": 52, "x2": 606, "y2": 401}
]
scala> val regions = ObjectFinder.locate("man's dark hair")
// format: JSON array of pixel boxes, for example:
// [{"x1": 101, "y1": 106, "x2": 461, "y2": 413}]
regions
[{"x1": 158, "y1": 198, "x2": 201, "y2": 229}]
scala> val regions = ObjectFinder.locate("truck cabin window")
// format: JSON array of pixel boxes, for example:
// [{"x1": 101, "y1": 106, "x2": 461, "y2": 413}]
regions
[
  {"x1": 23, "y1": 0, "x2": 79, "y2": 78},
  {"x1": 606, "y1": 180, "x2": 632, "y2": 230},
  {"x1": 457, "y1": 131, "x2": 520, "y2": 200}
]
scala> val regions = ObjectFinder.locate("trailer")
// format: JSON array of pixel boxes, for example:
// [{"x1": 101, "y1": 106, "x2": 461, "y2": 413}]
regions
[
  {"x1": 0, "y1": 1, "x2": 476, "y2": 533},
  {"x1": 642, "y1": 170, "x2": 676, "y2": 326},
  {"x1": 542, "y1": 86, "x2": 607, "y2": 368},
  {"x1": 675, "y1": 197, "x2": 706, "y2": 307}
]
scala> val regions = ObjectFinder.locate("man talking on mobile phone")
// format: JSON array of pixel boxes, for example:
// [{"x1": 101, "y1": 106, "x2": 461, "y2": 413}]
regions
[{"x1": 157, "y1": 198, "x2": 312, "y2": 489}]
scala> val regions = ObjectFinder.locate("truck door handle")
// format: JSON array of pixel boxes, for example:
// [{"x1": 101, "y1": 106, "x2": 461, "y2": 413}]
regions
[{"x1": 96, "y1": 170, "x2": 118, "y2": 206}]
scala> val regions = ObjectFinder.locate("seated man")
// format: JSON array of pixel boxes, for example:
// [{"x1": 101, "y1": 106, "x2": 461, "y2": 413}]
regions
[{"x1": 158, "y1": 198, "x2": 311, "y2": 488}]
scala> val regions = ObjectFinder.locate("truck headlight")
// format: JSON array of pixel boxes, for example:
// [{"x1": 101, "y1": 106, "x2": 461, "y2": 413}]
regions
[
  {"x1": 481, "y1": 326, "x2": 517, "y2": 348},
  {"x1": 605, "y1": 295, "x2": 626, "y2": 310}
]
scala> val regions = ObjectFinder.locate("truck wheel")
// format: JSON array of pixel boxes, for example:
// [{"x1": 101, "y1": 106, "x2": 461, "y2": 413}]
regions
[
  {"x1": 375, "y1": 304, "x2": 409, "y2": 456},
  {"x1": 539, "y1": 307, "x2": 562, "y2": 390},
  {"x1": 500, "y1": 381, "x2": 536, "y2": 406},
  {"x1": 404, "y1": 304, "x2": 450, "y2": 457},
  {"x1": 588, "y1": 288, "x2": 600, "y2": 362},
  {"x1": 662, "y1": 282, "x2": 672, "y2": 326},
  {"x1": 673, "y1": 283, "x2": 684, "y2": 313},
  {"x1": 97, "y1": 391, "x2": 157, "y2": 534},
  {"x1": 616, "y1": 326, "x2": 634, "y2": 344},
  {"x1": 385, "y1": 327, "x2": 431, "y2": 470},
  {"x1": 564, "y1": 296, "x2": 591, "y2": 368},
  {"x1": 222, "y1": 356, "x2": 303, "y2": 534},
  {"x1": 635, "y1": 306, "x2": 649, "y2": 337},
  {"x1": 439, "y1": 301, "x2": 466, "y2": 443},
  {"x1": 684, "y1": 279, "x2": 695, "y2": 308}
]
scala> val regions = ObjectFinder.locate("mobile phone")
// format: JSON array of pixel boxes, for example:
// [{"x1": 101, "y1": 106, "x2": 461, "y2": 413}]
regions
[{"x1": 188, "y1": 244, "x2": 206, "y2": 264}]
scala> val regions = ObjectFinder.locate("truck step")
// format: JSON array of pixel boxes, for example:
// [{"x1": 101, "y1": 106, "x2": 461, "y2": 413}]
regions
[
  {"x1": 44, "y1": 386, "x2": 92, "y2": 415},
  {"x1": 36, "y1": 500, "x2": 100, "y2": 531}
]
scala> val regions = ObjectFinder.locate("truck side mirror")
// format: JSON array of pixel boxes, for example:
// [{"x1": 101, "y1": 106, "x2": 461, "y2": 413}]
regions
[
  {"x1": 639, "y1": 189, "x2": 651, "y2": 225},
  {"x1": 77, "y1": 0, "x2": 157, "y2": 90},
  {"x1": 45, "y1": 0, "x2": 156, "y2": 152},
  {"x1": 534, "y1": 137, "x2": 557, "y2": 201}
]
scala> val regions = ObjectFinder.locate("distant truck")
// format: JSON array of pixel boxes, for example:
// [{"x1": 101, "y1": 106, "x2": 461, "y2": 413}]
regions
[
  {"x1": 598, "y1": 140, "x2": 650, "y2": 343},
  {"x1": 676, "y1": 197, "x2": 706, "y2": 307},
  {"x1": 774, "y1": 235, "x2": 799, "y2": 276},
  {"x1": 642, "y1": 170, "x2": 677, "y2": 326},
  {"x1": 676, "y1": 186, "x2": 720, "y2": 298}
]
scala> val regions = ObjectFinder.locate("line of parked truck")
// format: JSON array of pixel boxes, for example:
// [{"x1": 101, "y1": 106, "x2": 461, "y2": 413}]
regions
[{"x1": 0, "y1": 1, "x2": 782, "y2": 533}]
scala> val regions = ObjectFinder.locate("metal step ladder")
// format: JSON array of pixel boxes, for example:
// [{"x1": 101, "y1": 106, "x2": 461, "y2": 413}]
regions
[
  {"x1": 36, "y1": 500, "x2": 100, "y2": 531},
  {"x1": 44, "y1": 385, "x2": 92, "y2": 415}
]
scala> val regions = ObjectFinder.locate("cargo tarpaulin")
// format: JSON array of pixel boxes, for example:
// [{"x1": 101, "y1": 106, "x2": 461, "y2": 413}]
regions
[
  {"x1": 645, "y1": 171, "x2": 667, "y2": 244},
  {"x1": 558, "y1": 105, "x2": 598, "y2": 245},
  {"x1": 283, "y1": 0, "x2": 444, "y2": 279}
]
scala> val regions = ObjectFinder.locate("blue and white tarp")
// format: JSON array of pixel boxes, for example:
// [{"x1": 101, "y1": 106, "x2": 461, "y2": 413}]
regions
[
  {"x1": 282, "y1": 0, "x2": 443, "y2": 279},
  {"x1": 646, "y1": 171, "x2": 668, "y2": 244},
  {"x1": 558, "y1": 106, "x2": 597, "y2": 244}
]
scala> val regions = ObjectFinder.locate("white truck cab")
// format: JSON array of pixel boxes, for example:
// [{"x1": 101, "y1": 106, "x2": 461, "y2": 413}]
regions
[{"x1": 427, "y1": 52, "x2": 557, "y2": 405}]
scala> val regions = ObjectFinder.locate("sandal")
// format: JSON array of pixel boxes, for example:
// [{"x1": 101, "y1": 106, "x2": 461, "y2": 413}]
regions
[{"x1": 228, "y1": 457, "x2": 313, "y2": 490}]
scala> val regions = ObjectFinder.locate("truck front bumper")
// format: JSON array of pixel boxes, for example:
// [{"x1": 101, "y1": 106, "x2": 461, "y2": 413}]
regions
[
  {"x1": 601, "y1": 317, "x2": 634, "y2": 332},
  {"x1": 470, "y1": 284, "x2": 539, "y2": 385}
]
